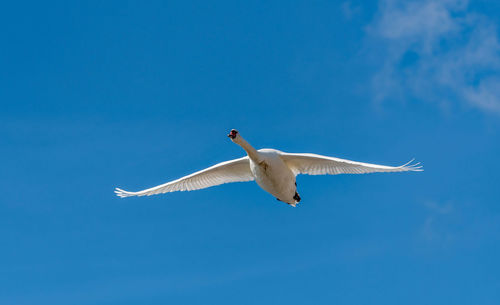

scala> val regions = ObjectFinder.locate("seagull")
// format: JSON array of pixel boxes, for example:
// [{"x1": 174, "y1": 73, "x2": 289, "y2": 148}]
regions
[{"x1": 115, "y1": 129, "x2": 422, "y2": 206}]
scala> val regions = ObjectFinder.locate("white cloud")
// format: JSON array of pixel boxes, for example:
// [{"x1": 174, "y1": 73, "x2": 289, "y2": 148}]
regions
[
  {"x1": 341, "y1": 1, "x2": 362, "y2": 20},
  {"x1": 368, "y1": 0, "x2": 500, "y2": 114},
  {"x1": 420, "y1": 200, "x2": 455, "y2": 244},
  {"x1": 416, "y1": 199, "x2": 500, "y2": 252},
  {"x1": 423, "y1": 200, "x2": 454, "y2": 215}
]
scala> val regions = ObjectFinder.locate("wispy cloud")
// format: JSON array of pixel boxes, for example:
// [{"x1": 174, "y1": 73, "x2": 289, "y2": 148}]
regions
[
  {"x1": 341, "y1": 1, "x2": 362, "y2": 20},
  {"x1": 367, "y1": 0, "x2": 500, "y2": 114},
  {"x1": 423, "y1": 200, "x2": 454, "y2": 215},
  {"x1": 419, "y1": 200, "x2": 455, "y2": 244},
  {"x1": 416, "y1": 199, "x2": 500, "y2": 252}
]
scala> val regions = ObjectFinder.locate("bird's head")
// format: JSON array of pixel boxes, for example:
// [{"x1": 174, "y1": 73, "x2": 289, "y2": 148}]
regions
[{"x1": 227, "y1": 129, "x2": 239, "y2": 140}]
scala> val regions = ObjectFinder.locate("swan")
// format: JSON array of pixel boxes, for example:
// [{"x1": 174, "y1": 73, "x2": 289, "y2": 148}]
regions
[{"x1": 115, "y1": 129, "x2": 422, "y2": 207}]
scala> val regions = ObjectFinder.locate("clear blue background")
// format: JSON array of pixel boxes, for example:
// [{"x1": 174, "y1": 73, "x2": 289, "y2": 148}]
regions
[{"x1": 2, "y1": 1, "x2": 499, "y2": 304}]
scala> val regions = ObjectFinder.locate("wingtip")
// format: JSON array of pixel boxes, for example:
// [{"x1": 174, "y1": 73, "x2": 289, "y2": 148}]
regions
[
  {"x1": 401, "y1": 159, "x2": 424, "y2": 172},
  {"x1": 401, "y1": 158, "x2": 415, "y2": 167},
  {"x1": 114, "y1": 187, "x2": 133, "y2": 198}
]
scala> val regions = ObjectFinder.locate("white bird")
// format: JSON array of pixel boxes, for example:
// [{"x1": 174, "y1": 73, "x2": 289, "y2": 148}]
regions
[{"x1": 115, "y1": 129, "x2": 422, "y2": 206}]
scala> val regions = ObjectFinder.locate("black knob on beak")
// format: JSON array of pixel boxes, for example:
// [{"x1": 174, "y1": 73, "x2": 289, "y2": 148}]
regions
[{"x1": 228, "y1": 129, "x2": 238, "y2": 139}]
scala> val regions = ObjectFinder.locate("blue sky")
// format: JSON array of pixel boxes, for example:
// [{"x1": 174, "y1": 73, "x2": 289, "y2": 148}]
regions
[{"x1": 1, "y1": 1, "x2": 500, "y2": 304}]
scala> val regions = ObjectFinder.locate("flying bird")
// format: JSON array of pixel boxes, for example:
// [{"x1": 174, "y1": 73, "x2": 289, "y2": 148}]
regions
[{"x1": 115, "y1": 129, "x2": 422, "y2": 206}]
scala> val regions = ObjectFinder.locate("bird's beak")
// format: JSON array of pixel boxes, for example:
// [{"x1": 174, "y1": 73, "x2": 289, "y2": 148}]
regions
[{"x1": 228, "y1": 130, "x2": 238, "y2": 139}]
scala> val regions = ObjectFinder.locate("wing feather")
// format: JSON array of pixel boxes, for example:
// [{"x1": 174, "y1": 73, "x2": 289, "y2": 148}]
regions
[
  {"x1": 280, "y1": 153, "x2": 423, "y2": 176},
  {"x1": 115, "y1": 156, "x2": 254, "y2": 198}
]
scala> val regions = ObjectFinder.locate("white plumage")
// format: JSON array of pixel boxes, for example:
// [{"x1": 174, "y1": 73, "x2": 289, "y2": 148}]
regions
[
  {"x1": 115, "y1": 156, "x2": 254, "y2": 197},
  {"x1": 115, "y1": 129, "x2": 422, "y2": 206},
  {"x1": 281, "y1": 153, "x2": 421, "y2": 176}
]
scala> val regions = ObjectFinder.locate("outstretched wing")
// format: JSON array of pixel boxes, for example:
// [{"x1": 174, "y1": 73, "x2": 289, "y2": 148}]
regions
[
  {"x1": 280, "y1": 153, "x2": 422, "y2": 176},
  {"x1": 115, "y1": 156, "x2": 254, "y2": 198}
]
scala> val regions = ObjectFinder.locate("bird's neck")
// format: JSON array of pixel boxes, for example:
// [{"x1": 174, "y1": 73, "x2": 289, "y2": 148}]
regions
[{"x1": 235, "y1": 137, "x2": 260, "y2": 161}]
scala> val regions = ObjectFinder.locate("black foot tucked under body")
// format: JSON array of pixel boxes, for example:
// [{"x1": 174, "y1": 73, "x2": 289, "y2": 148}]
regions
[{"x1": 293, "y1": 192, "x2": 301, "y2": 202}]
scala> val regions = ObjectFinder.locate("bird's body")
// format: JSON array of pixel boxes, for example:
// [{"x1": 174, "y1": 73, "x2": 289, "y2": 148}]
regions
[
  {"x1": 115, "y1": 129, "x2": 422, "y2": 206},
  {"x1": 249, "y1": 149, "x2": 298, "y2": 205}
]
